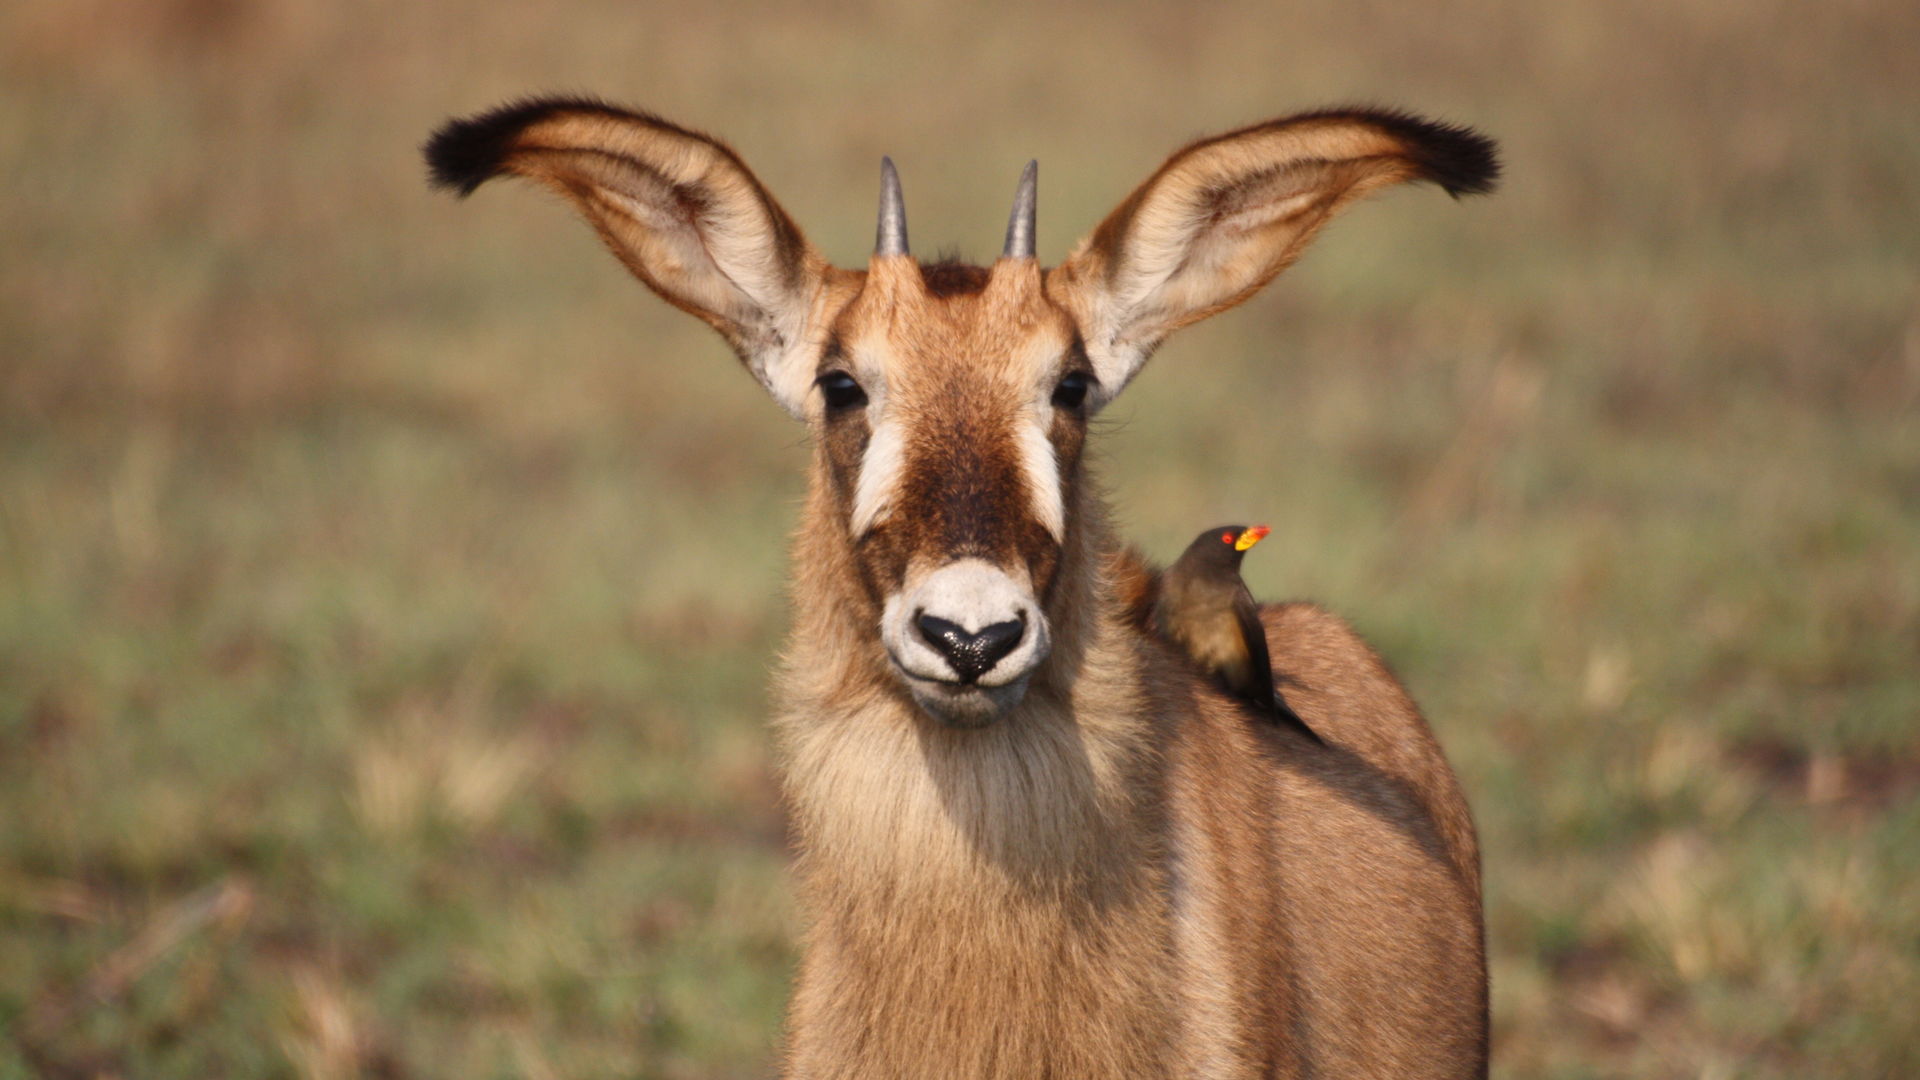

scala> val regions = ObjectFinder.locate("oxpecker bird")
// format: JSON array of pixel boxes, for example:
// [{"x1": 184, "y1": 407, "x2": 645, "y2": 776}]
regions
[{"x1": 1154, "y1": 525, "x2": 1320, "y2": 742}]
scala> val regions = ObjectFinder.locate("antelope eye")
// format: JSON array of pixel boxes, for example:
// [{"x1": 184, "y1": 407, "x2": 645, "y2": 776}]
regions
[
  {"x1": 1051, "y1": 371, "x2": 1092, "y2": 410},
  {"x1": 816, "y1": 371, "x2": 868, "y2": 411}
]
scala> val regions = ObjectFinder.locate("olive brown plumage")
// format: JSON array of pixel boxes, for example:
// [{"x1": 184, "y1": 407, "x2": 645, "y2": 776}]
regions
[{"x1": 1154, "y1": 524, "x2": 1320, "y2": 742}]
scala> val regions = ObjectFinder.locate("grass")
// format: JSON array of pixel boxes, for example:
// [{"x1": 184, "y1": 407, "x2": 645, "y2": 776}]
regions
[{"x1": 2, "y1": 0, "x2": 1917, "y2": 1075}]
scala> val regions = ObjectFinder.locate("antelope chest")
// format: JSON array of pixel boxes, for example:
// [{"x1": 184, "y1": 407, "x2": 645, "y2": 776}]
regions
[{"x1": 785, "y1": 878, "x2": 1183, "y2": 1079}]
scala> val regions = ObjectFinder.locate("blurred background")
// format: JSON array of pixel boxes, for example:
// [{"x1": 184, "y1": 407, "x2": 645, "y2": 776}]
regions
[{"x1": 2, "y1": 0, "x2": 1916, "y2": 1076}]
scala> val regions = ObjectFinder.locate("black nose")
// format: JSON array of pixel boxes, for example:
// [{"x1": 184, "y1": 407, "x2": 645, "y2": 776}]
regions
[{"x1": 915, "y1": 613, "x2": 1026, "y2": 684}]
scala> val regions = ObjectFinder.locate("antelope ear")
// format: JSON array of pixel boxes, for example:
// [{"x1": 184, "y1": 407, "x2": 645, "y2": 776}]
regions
[
  {"x1": 1049, "y1": 108, "x2": 1498, "y2": 398},
  {"x1": 426, "y1": 97, "x2": 829, "y2": 416}
]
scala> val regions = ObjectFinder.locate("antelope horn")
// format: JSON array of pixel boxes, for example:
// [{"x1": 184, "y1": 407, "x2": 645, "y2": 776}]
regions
[
  {"x1": 875, "y1": 156, "x2": 909, "y2": 257},
  {"x1": 1001, "y1": 160, "x2": 1037, "y2": 260}
]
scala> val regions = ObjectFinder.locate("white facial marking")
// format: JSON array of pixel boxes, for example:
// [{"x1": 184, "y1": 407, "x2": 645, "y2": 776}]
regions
[
  {"x1": 1016, "y1": 410, "x2": 1065, "y2": 541},
  {"x1": 850, "y1": 416, "x2": 904, "y2": 536},
  {"x1": 880, "y1": 559, "x2": 1052, "y2": 726}
]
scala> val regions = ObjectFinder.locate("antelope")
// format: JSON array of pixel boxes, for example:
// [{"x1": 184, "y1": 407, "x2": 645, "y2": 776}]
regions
[{"x1": 426, "y1": 98, "x2": 1499, "y2": 1078}]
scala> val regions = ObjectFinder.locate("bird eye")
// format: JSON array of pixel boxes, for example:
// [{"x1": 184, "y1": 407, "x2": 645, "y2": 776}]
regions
[
  {"x1": 816, "y1": 371, "x2": 868, "y2": 411},
  {"x1": 1051, "y1": 371, "x2": 1092, "y2": 410}
]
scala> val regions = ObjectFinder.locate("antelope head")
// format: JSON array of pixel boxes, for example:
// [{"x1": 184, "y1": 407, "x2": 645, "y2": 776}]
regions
[{"x1": 426, "y1": 100, "x2": 1496, "y2": 727}]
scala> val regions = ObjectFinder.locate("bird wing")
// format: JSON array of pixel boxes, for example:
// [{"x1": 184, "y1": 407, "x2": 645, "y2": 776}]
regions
[
  {"x1": 1231, "y1": 585, "x2": 1277, "y2": 709},
  {"x1": 1233, "y1": 586, "x2": 1323, "y2": 743}
]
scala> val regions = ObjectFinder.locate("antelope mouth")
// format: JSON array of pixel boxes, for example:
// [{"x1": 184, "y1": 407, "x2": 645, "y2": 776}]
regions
[
  {"x1": 890, "y1": 670, "x2": 1035, "y2": 729},
  {"x1": 879, "y1": 559, "x2": 1052, "y2": 727}
]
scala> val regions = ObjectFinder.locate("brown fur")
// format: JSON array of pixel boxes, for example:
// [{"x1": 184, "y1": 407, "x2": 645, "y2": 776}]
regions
[
  {"x1": 426, "y1": 98, "x2": 1499, "y2": 1078},
  {"x1": 777, "y1": 465, "x2": 1485, "y2": 1078}
]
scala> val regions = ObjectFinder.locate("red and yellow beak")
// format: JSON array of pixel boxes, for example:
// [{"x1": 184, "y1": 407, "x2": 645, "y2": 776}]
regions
[{"x1": 1234, "y1": 525, "x2": 1271, "y2": 552}]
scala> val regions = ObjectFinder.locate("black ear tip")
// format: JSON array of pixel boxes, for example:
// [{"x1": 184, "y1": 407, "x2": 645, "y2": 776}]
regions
[
  {"x1": 1316, "y1": 106, "x2": 1501, "y2": 198},
  {"x1": 423, "y1": 95, "x2": 614, "y2": 196},
  {"x1": 1387, "y1": 111, "x2": 1502, "y2": 198},
  {"x1": 424, "y1": 114, "x2": 504, "y2": 196},
  {"x1": 1418, "y1": 120, "x2": 1501, "y2": 199}
]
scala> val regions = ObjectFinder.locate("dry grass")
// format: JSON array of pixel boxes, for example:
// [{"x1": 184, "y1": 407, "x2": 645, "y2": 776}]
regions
[{"x1": 2, "y1": 0, "x2": 1916, "y2": 1075}]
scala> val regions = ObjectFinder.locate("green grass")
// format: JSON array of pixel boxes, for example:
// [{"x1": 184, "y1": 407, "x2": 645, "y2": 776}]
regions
[{"x1": 3, "y1": 0, "x2": 1918, "y2": 1075}]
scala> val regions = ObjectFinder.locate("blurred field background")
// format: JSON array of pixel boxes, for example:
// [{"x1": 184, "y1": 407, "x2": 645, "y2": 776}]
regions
[{"x1": 2, "y1": 0, "x2": 1917, "y2": 1076}]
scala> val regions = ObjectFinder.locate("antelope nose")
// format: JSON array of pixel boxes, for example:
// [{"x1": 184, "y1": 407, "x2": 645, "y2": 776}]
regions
[{"x1": 914, "y1": 613, "x2": 1026, "y2": 685}]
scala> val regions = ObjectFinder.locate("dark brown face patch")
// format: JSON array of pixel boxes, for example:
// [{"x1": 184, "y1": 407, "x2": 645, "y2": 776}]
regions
[{"x1": 893, "y1": 369, "x2": 1056, "y2": 572}]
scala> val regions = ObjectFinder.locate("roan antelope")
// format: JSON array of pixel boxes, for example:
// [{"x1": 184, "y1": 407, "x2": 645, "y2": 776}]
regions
[{"x1": 426, "y1": 98, "x2": 1498, "y2": 1079}]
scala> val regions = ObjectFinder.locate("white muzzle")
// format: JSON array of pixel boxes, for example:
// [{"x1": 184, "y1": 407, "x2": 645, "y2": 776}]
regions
[{"x1": 879, "y1": 558, "x2": 1052, "y2": 726}]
